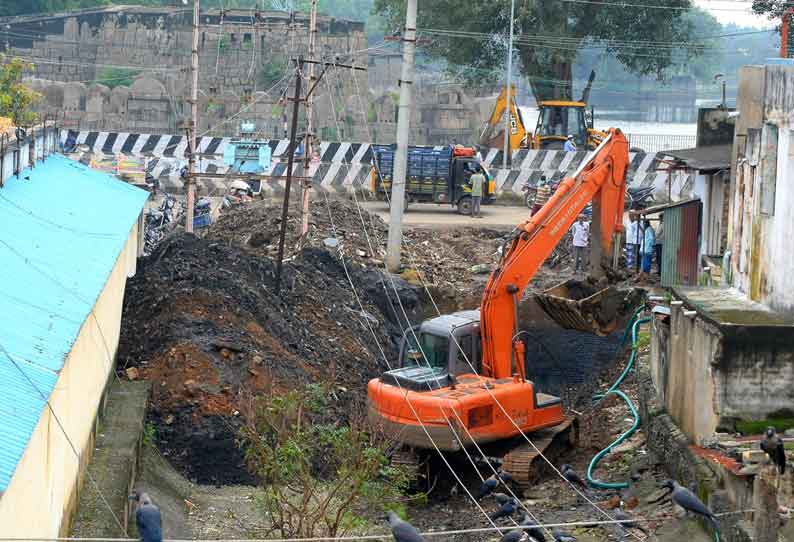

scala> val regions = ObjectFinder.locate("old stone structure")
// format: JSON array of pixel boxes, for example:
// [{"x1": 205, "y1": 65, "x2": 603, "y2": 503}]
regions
[{"x1": 1, "y1": 6, "x2": 366, "y2": 136}]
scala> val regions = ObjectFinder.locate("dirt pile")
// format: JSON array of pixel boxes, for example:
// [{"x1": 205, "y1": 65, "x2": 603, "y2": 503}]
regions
[
  {"x1": 207, "y1": 198, "x2": 510, "y2": 300},
  {"x1": 118, "y1": 232, "x2": 422, "y2": 485}
]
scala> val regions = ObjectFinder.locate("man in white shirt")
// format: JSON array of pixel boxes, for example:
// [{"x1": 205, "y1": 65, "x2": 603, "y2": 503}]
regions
[
  {"x1": 571, "y1": 215, "x2": 590, "y2": 273},
  {"x1": 625, "y1": 212, "x2": 642, "y2": 270}
]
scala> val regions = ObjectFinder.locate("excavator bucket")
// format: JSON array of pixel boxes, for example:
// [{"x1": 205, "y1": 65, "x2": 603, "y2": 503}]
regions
[{"x1": 532, "y1": 279, "x2": 641, "y2": 336}]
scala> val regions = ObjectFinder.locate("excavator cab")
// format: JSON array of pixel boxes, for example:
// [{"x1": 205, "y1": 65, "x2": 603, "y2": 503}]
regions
[
  {"x1": 533, "y1": 102, "x2": 598, "y2": 150},
  {"x1": 382, "y1": 311, "x2": 482, "y2": 392}
]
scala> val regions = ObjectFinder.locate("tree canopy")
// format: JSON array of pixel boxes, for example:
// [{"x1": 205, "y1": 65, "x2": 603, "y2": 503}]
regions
[
  {"x1": 374, "y1": 0, "x2": 701, "y2": 101},
  {"x1": 0, "y1": 57, "x2": 40, "y2": 126}
]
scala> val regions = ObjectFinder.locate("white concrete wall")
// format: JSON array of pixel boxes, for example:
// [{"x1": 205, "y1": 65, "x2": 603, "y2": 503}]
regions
[
  {"x1": 0, "y1": 224, "x2": 138, "y2": 537},
  {"x1": 729, "y1": 64, "x2": 794, "y2": 313},
  {"x1": 692, "y1": 171, "x2": 728, "y2": 258},
  {"x1": 665, "y1": 302, "x2": 720, "y2": 444},
  {"x1": 759, "y1": 128, "x2": 794, "y2": 312}
]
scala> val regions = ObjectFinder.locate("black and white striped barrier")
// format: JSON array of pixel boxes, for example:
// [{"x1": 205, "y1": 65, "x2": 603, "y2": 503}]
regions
[{"x1": 60, "y1": 130, "x2": 693, "y2": 199}]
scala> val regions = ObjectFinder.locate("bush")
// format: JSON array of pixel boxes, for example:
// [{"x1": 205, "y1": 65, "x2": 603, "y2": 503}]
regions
[{"x1": 239, "y1": 384, "x2": 410, "y2": 539}]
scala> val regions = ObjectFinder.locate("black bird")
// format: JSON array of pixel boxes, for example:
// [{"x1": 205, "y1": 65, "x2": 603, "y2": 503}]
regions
[
  {"x1": 129, "y1": 491, "x2": 162, "y2": 542},
  {"x1": 760, "y1": 426, "x2": 787, "y2": 475},
  {"x1": 518, "y1": 513, "x2": 546, "y2": 542},
  {"x1": 659, "y1": 479, "x2": 720, "y2": 535},
  {"x1": 490, "y1": 494, "x2": 519, "y2": 521},
  {"x1": 552, "y1": 528, "x2": 577, "y2": 542},
  {"x1": 560, "y1": 464, "x2": 587, "y2": 488},
  {"x1": 477, "y1": 474, "x2": 500, "y2": 500},
  {"x1": 499, "y1": 469, "x2": 517, "y2": 483},
  {"x1": 613, "y1": 508, "x2": 649, "y2": 536},
  {"x1": 498, "y1": 528, "x2": 527, "y2": 542},
  {"x1": 387, "y1": 511, "x2": 426, "y2": 542}
]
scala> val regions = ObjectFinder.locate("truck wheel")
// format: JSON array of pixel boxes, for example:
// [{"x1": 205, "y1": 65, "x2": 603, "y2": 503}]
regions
[{"x1": 457, "y1": 196, "x2": 472, "y2": 215}]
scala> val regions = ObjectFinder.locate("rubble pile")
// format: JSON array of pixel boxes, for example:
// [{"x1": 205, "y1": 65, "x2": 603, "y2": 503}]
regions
[
  {"x1": 118, "y1": 232, "x2": 421, "y2": 485},
  {"x1": 207, "y1": 199, "x2": 510, "y2": 298}
]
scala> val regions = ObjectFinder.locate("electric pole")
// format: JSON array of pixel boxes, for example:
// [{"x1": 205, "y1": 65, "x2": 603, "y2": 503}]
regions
[
  {"x1": 186, "y1": 0, "x2": 200, "y2": 233},
  {"x1": 275, "y1": 60, "x2": 304, "y2": 295},
  {"x1": 301, "y1": 0, "x2": 318, "y2": 237},
  {"x1": 385, "y1": 0, "x2": 417, "y2": 273},
  {"x1": 502, "y1": 0, "x2": 515, "y2": 169}
]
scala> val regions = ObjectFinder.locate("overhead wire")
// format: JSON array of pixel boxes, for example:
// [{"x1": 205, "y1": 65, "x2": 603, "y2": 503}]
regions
[
  {"x1": 314, "y1": 61, "x2": 511, "y2": 533},
  {"x1": 336, "y1": 69, "x2": 650, "y2": 540},
  {"x1": 0, "y1": 510, "x2": 755, "y2": 542},
  {"x1": 328, "y1": 63, "x2": 566, "y2": 540}
]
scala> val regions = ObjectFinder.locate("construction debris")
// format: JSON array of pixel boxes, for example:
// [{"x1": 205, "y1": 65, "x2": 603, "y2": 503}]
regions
[{"x1": 118, "y1": 231, "x2": 421, "y2": 484}]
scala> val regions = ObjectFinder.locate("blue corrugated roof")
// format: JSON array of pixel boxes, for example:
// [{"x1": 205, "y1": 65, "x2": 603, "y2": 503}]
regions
[{"x1": 0, "y1": 154, "x2": 148, "y2": 491}]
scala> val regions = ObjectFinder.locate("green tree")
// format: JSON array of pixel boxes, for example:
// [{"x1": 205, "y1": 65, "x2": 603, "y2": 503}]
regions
[
  {"x1": 239, "y1": 385, "x2": 409, "y2": 539},
  {"x1": 0, "y1": 57, "x2": 40, "y2": 126},
  {"x1": 374, "y1": 0, "x2": 700, "y2": 102},
  {"x1": 752, "y1": 0, "x2": 791, "y2": 20}
]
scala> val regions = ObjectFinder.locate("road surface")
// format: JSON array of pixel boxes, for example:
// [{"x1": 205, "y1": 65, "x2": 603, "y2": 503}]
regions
[{"x1": 359, "y1": 201, "x2": 530, "y2": 229}]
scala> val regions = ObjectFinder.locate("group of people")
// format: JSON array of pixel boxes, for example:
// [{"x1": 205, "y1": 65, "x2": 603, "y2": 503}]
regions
[
  {"x1": 563, "y1": 211, "x2": 664, "y2": 278},
  {"x1": 625, "y1": 212, "x2": 663, "y2": 277}
]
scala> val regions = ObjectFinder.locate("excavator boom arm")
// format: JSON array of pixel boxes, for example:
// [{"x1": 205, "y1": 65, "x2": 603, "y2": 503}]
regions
[
  {"x1": 479, "y1": 85, "x2": 527, "y2": 150},
  {"x1": 479, "y1": 129, "x2": 629, "y2": 378}
]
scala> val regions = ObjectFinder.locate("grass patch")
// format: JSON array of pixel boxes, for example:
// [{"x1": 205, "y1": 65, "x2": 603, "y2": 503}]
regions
[
  {"x1": 635, "y1": 329, "x2": 651, "y2": 350},
  {"x1": 735, "y1": 418, "x2": 794, "y2": 435}
]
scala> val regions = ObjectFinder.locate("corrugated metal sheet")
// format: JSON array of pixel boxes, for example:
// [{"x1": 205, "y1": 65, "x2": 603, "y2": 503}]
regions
[
  {"x1": 662, "y1": 200, "x2": 702, "y2": 287},
  {"x1": 0, "y1": 154, "x2": 148, "y2": 491}
]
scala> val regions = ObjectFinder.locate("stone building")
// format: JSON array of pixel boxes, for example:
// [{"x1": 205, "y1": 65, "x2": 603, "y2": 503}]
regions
[{"x1": 1, "y1": 6, "x2": 367, "y2": 137}]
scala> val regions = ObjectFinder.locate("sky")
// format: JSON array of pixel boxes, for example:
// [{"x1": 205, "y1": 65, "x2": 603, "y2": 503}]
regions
[{"x1": 696, "y1": 0, "x2": 775, "y2": 28}]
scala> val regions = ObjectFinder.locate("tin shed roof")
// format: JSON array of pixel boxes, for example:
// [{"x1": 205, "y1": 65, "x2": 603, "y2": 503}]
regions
[
  {"x1": 664, "y1": 144, "x2": 732, "y2": 172},
  {"x1": 0, "y1": 154, "x2": 148, "y2": 491}
]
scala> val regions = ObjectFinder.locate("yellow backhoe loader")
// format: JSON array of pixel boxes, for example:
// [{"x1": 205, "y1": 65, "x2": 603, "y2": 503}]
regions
[{"x1": 479, "y1": 71, "x2": 606, "y2": 152}]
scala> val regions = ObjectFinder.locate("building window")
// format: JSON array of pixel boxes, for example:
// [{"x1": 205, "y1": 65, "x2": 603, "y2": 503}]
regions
[
  {"x1": 760, "y1": 123, "x2": 778, "y2": 216},
  {"x1": 243, "y1": 33, "x2": 252, "y2": 45}
]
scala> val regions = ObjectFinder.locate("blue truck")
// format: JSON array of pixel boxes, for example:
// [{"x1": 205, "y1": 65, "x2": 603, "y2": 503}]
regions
[{"x1": 370, "y1": 144, "x2": 495, "y2": 214}]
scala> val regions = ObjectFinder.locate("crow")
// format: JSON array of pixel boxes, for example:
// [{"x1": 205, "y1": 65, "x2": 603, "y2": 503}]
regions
[
  {"x1": 551, "y1": 528, "x2": 577, "y2": 542},
  {"x1": 490, "y1": 494, "x2": 519, "y2": 521},
  {"x1": 129, "y1": 491, "x2": 162, "y2": 542},
  {"x1": 613, "y1": 508, "x2": 649, "y2": 536},
  {"x1": 560, "y1": 464, "x2": 587, "y2": 488},
  {"x1": 477, "y1": 474, "x2": 500, "y2": 500},
  {"x1": 387, "y1": 511, "x2": 426, "y2": 542},
  {"x1": 659, "y1": 479, "x2": 720, "y2": 535},
  {"x1": 760, "y1": 426, "x2": 787, "y2": 475},
  {"x1": 518, "y1": 512, "x2": 547, "y2": 542},
  {"x1": 498, "y1": 528, "x2": 527, "y2": 542}
]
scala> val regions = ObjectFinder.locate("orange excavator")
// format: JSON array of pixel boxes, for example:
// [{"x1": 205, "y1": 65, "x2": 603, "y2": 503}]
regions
[{"x1": 368, "y1": 129, "x2": 630, "y2": 485}]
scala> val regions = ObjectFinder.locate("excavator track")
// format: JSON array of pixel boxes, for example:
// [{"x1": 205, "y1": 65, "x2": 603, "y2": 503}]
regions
[
  {"x1": 391, "y1": 446, "x2": 424, "y2": 484},
  {"x1": 501, "y1": 416, "x2": 579, "y2": 490}
]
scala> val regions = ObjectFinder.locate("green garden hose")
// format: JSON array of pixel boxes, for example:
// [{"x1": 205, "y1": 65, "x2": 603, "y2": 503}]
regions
[{"x1": 586, "y1": 314, "x2": 650, "y2": 490}]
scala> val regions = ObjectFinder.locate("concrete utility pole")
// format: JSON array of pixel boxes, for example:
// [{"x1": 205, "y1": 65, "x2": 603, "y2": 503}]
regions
[
  {"x1": 301, "y1": 0, "x2": 318, "y2": 237},
  {"x1": 186, "y1": 0, "x2": 200, "y2": 233},
  {"x1": 385, "y1": 0, "x2": 417, "y2": 273},
  {"x1": 502, "y1": 0, "x2": 515, "y2": 169}
]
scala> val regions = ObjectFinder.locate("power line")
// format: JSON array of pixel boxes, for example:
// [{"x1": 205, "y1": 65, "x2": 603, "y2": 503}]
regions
[
  {"x1": 0, "y1": 511, "x2": 755, "y2": 542},
  {"x1": 562, "y1": 0, "x2": 753, "y2": 10}
]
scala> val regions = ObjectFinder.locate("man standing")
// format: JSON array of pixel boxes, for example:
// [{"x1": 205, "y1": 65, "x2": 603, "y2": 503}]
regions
[
  {"x1": 532, "y1": 176, "x2": 551, "y2": 216},
  {"x1": 654, "y1": 215, "x2": 664, "y2": 275},
  {"x1": 571, "y1": 215, "x2": 590, "y2": 273},
  {"x1": 640, "y1": 219, "x2": 655, "y2": 279},
  {"x1": 625, "y1": 212, "x2": 641, "y2": 270},
  {"x1": 469, "y1": 168, "x2": 485, "y2": 218},
  {"x1": 563, "y1": 135, "x2": 577, "y2": 152}
]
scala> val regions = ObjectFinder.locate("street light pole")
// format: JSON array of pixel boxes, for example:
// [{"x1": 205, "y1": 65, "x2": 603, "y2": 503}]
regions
[
  {"x1": 186, "y1": 0, "x2": 199, "y2": 233},
  {"x1": 502, "y1": 0, "x2": 515, "y2": 169}
]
